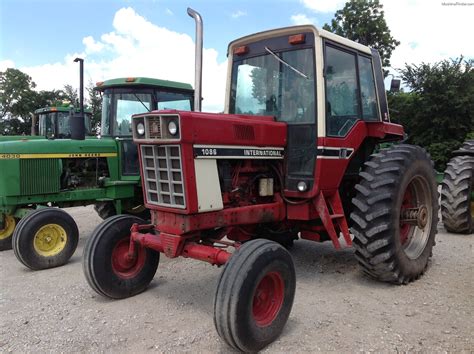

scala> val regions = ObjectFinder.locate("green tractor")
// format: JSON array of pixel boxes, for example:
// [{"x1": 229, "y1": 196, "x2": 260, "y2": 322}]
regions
[
  {"x1": 32, "y1": 105, "x2": 93, "y2": 138},
  {"x1": 0, "y1": 105, "x2": 93, "y2": 142},
  {"x1": 0, "y1": 76, "x2": 194, "y2": 271},
  {"x1": 441, "y1": 139, "x2": 474, "y2": 233}
]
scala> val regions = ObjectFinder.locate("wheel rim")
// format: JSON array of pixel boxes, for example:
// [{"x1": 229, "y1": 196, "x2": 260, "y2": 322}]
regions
[
  {"x1": 252, "y1": 271, "x2": 285, "y2": 327},
  {"x1": 33, "y1": 224, "x2": 67, "y2": 257},
  {"x1": 399, "y1": 176, "x2": 432, "y2": 259},
  {"x1": 111, "y1": 238, "x2": 146, "y2": 279},
  {"x1": 0, "y1": 215, "x2": 15, "y2": 240}
]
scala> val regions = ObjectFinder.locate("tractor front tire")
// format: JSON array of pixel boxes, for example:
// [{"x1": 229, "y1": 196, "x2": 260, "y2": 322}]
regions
[
  {"x1": 83, "y1": 215, "x2": 159, "y2": 299},
  {"x1": 441, "y1": 155, "x2": 474, "y2": 234},
  {"x1": 0, "y1": 215, "x2": 16, "y2": 251},
  {"x1": 214, "y1": 239, "x2": 296, "y2": 352},
  {"x1": 351, "y1": 144, "x2": 438, "y2": 284},
  {"x1": 12, "y1": 208, "x2": 79, "y2": 270}
]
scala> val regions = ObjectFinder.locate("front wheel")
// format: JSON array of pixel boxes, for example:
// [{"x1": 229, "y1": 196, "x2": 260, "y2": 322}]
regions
[
  {"x1": 214, "y1": 239, "x2": 296, "y2": 352},
  {"x1": 0, "y1": 215, "x2": 16, "y2": 251},
  {"x1": 351, "y1": 144, "x2": 439, "y2": 284},
  {"x1": 12, "y1": 208, "x2": 79, "y2": 270},
  {"x1": 83, "y1": 215, "x2": 159, "y2": 299}
]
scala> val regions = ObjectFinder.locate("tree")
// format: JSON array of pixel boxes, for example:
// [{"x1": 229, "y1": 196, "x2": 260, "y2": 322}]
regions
[
  {"x1": 0, "y1": 68, "x2": 38, "y2": 134},
  {"x1": 63, "y1": 84, "x2": 78, "y2": 107},
  {"x1": 388, "y1": 57, "x2": 474, "y2": 170},
  {"x1": 86, "y1": 80, "x2": 102, "y2": 134},
  {"x1": 323, "y1": 0, "x2": 400, "y2": 71}
]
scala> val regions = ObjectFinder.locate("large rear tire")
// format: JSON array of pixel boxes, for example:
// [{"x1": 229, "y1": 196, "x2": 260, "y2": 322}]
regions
[
  {"x1": 441, "y1": 155, "x2": 474, "y2": 234},
  {"x1": 0, "y1": 215, "x2": 16, "y2": 251},
  {"x1": 83, "y1": 215, "x2": 159, "y2": 299},
  {"x1": 214, "y1": 239, "x2": 296, "y2": 352},
  {"x1": 12, "y1": 208, "x2": 79, "y2": 270},
  {"x1": 351, "y1": 144, "x2": 439, "y2": 284}
]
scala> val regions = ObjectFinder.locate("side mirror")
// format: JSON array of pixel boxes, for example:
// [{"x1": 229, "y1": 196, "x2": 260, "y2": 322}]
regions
[{"x1": 390, "y1": 79, "x2": 401, "y2": 93}]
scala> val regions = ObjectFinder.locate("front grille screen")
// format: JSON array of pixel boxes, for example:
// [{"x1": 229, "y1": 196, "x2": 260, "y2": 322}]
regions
[{"x1": 141, "y1": 144, "x2": 185, "y2": 208}]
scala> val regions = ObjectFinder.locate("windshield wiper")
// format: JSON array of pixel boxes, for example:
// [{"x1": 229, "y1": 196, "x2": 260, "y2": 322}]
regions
[
  {"x1": 133, "y1": 93, "x2": 151, "y2": 112},
  {"x1": 265, "y1": 46, "x2": 309, "y2": 80}
]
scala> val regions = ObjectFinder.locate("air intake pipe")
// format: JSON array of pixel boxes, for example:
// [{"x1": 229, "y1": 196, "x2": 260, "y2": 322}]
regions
[
  {"x1": 187, "y1": 8, "x2": 203, "y2": 112},
  {"x1": 71, "y1": 57, "x2": 85, "y2": 140}
]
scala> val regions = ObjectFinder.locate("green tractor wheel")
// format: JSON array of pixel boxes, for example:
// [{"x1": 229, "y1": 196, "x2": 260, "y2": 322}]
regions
[
  {"x1": 0, "y1": 215, "x2": 16, "y2": 251},
  {"x1": 13, "y1": 208, "x2": 79, "y2": 270}
]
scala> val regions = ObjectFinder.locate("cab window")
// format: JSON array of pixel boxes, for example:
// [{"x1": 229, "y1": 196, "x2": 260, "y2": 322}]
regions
[
  {"x1": 325, "y1": 45, "x2": 359, "y2": 136},
  {"x1": 358, "y1": 56, "x2": 379, "y2": 121},
  {"x1": 157, "y1": 91, "x2": 193, "y2": 111}
]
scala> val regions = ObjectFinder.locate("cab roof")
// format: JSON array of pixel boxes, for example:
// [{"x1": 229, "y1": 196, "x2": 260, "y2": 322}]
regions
[
  {"x1": 34, "y1": 106, "x2": 92, "y2": 114},
  {"x1": 227, "y1": 25, "x2": 372, "y2": 56},
  {"x1": 94, "y1": 77, "x2": 194, "y2": 92}
]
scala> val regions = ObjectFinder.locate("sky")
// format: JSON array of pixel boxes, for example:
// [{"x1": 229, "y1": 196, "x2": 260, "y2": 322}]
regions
[{"x1": 1, "y1": 0, "x2": 473, "y2": 112}]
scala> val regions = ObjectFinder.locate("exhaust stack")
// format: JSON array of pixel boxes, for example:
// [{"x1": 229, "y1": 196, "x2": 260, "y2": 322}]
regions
[
  {"x1": 187, "y1": 7, "x2": 203, "y2": 112},
  {"x1": 71, "y1": 57, "x2": 85, "y2": 140}
]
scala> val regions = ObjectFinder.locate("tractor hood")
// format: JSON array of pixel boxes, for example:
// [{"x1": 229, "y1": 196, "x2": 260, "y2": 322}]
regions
[{"x1": 0, "y1": 137, "x2": 117, "y2": 156}]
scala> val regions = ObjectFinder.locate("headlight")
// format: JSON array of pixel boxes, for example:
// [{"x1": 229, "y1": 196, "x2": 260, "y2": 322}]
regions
[
  {"x1": 168, "y1": 121, "x2": 178, "y2": 135},
  {"x1": 137, "y1": 122, "x2": 145, "y2": 136}
]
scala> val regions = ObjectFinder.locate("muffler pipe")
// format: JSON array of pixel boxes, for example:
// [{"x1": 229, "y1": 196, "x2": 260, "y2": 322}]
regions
[
  {"x1": 71, "y1": 57, "x2": 85, "y2": 140},
  {"x1": 187, "y1": 7, "x2": 203, "y2": 112}
]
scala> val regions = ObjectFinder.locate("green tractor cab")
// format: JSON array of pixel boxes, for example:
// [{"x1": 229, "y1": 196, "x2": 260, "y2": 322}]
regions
[
  {"x1": 0, "y1": 106, "x2": 93, "y2": 142},
  {"x1": 33, "y1": 106, "x2": 93, "y2": 139},
  {"x1": 0, "y1": 76, "x2": 194, "y2": 272}
]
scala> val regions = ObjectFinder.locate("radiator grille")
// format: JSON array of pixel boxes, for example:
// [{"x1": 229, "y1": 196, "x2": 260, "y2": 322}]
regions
[
  {"x1": 148, "y1": 116, "x2": 162, "y2": 139},
  {"x1": 20, "y1": 159, "x2": 60, "y2": 195},
  {"x1": 141, "y1": 145, "x2": 185, "y2": 208}
]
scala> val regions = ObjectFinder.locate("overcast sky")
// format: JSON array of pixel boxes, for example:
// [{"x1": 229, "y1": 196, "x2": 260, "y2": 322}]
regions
[{"x1": 1, "y1": 0, "x2": 473, "y2": 112}]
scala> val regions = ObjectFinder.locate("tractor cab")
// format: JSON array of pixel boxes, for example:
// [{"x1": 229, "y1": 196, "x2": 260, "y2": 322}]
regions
[
  {"x1": 34, "y1": 106, "x2": 92, "y2": 138},
  {"x1": 95, "y1": 77, "x2": 194, "y2": 175},
  {"x1": 226, "y1": 27, "x2": 392, "y2": 193}
]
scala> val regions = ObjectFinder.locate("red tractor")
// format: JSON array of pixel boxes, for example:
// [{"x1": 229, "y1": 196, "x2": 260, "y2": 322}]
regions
[{"x1": 83, "y1": 9, "x2": 438, "y2": 352}]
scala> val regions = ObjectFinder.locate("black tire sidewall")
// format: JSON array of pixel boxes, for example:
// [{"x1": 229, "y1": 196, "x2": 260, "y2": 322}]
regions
[
  {"x1": 13, "y1": 209, "x2": 78, "y2": 270},
  {"x1": 86, "y1": 216, "x2": 159, "y2": 299},
  {"x1": 393, "y1": 156, "x2": 438, "y2": 278},
  {"x1": 235, "y1": 256, "x2": 295, "y2": 348},
  {"x1": 215, "y1": 240, "x2": 296, "y2": 352}
]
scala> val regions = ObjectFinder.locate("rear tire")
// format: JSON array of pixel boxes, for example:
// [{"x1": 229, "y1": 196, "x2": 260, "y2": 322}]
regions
[
  {"x1": 12, "y1": 208, "x2": 79, "y2": 270},
  {"x1": 351, "y1": 144, "x2": 438, "y2": 284},
  {"x1": 441, "y1": 155, "x2": 474, "y2": 233},
  {"x1": 83, "y1": 215, "x2": 159, "y2": 299},
  {"x1": 214, "y1": 239, "x2": 296, "y2": 352},
  {"x1": 0, "y1": 215, "x2": 16, "y2": 251}
]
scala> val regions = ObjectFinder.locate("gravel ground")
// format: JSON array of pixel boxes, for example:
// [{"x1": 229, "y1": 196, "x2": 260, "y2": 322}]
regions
[{"x1": 1, "y1": 205, "x2": 473, "y2": 352}]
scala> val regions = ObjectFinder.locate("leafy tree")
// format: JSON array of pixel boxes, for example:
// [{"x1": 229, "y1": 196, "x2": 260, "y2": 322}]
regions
[
  {"x1": 63, "y1": 84, "x2": 78, "y2": 107},
  {"x1": 323, "y1": 0, "x2": 400, "y2": 71},
  {"x1": 388, "y1": 57, "x2": 474, "y2": 170},
  {"x1": 86, "y1": 80, "x2": 102, "y2": 134},
  {"x1": 0, "y1": 68, "x2": 38, "y2": 134}
]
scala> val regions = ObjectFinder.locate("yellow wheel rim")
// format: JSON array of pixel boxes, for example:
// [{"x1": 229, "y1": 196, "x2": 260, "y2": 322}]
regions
[
  {"x1": 33, "y1": 224, "x2": 67, "y2": 257},
  {"x1": 0, "y1": 215, "x2": 15, "y2": 240},
  {"x1": 471, "y1": 201, "x2": 474, "y2": 219}
]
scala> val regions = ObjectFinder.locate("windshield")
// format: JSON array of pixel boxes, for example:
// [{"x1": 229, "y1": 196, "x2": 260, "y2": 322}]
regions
[
  {"x1": 230, "y1": 48, "x2": 315, "y2": 124},
  {"x1": 101, "y1": 88, "x2": 194, "y2": 136},
  {"x1": 39, "y1": 111, "x2": 92, "y2": 138},
  {"x1": 101, "y1": 90, "x2": 152, "y2": 136},
  {"x1": 38, "y1": 113, "x2": 54, "y2": 137}
]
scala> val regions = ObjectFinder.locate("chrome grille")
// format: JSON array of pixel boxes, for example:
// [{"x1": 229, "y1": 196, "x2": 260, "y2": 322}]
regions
[
  {"x1": 147, "y1": 116, "x2": 161, "y2": 138},
  {"x1": 141, "y1": 144, "x2": 185, "y2": 208}
]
